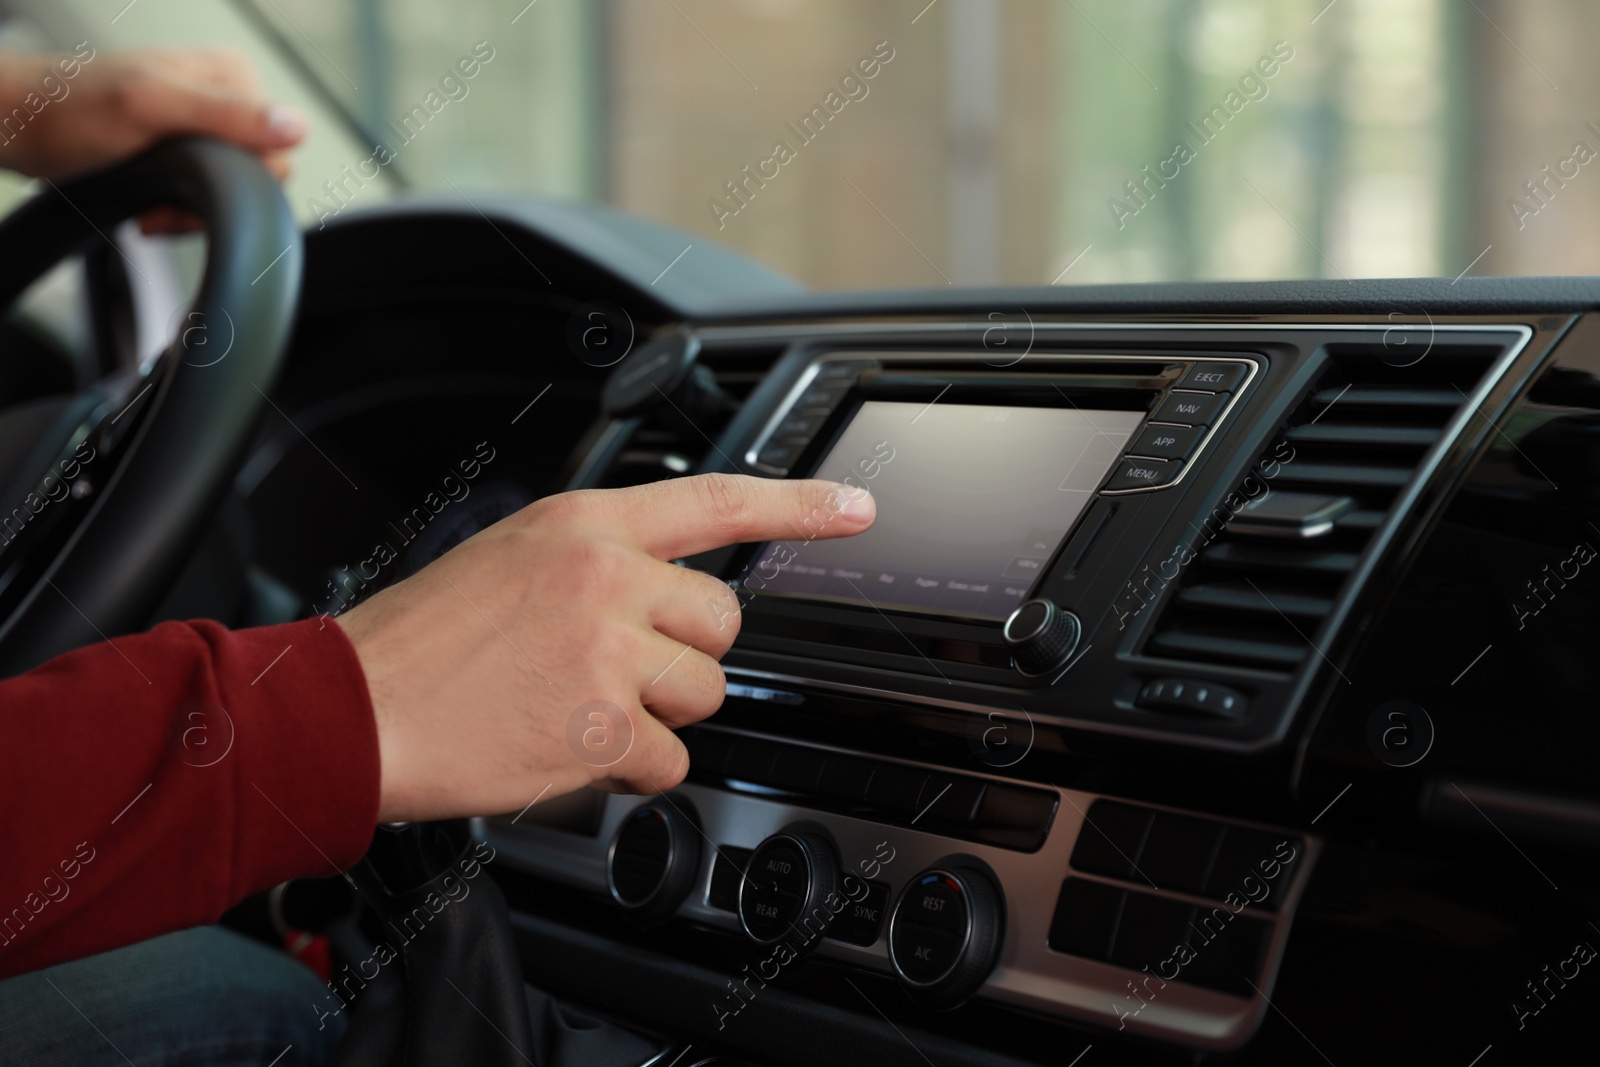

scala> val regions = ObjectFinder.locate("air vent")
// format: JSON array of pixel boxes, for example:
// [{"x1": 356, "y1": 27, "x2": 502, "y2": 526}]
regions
[
  {"x1": 590, "y1": 343, "x2": 786, "y2": 489},
  {"x1": 1144, "y1": 343, "x2": 1504, "y2": 673}
]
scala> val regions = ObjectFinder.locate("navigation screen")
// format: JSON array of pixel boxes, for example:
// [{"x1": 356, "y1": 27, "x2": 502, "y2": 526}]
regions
[{"x1": 747, "y1": 400, "x2": 1146, "y2": 620}]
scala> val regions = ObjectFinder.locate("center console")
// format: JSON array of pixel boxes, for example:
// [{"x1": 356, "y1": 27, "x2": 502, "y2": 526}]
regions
[{"x1": 484, "y1": 318, "x2": 1536, "y2": 1053}]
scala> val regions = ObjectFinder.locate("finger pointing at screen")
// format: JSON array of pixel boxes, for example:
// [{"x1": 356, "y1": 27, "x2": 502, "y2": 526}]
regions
[{"x1": 335, "y1": 473, "x2": 875, "y2": 822}]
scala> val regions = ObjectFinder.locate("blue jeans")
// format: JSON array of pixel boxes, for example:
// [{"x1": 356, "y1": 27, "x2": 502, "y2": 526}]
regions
[{"x1": 0, "y1": 926, "x2": 345, "y2": 1066}]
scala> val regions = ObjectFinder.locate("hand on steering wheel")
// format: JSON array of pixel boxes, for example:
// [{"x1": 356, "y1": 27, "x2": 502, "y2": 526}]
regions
[{"x1": 0, "y1": 137, "x2": 301, "y2": 674}]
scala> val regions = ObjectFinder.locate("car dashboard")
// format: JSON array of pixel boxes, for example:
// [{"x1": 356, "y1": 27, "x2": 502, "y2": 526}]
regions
[{"x1": 227, "y1": 198, "x2": 1600, "y2": 1065}]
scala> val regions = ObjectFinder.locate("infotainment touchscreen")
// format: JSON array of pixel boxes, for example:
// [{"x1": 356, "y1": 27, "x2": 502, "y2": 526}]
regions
[{"x1": 747, "y1": 400, "x2": 1145, "y2": 619}]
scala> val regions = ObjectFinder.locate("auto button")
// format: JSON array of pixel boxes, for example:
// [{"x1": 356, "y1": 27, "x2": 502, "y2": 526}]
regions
[
  {"x1": 737, "y1": 828, "x2": 842, "y2": 950},
  {"x1": 749, "y1": 843, "x2": 807, "y2": 897}
]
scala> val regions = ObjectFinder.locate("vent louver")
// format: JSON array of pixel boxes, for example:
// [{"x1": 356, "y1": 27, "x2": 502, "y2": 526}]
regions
[
  {"x1": 1144, "y1": 344, "x2": 1503, "y2": 672},
  {"x1": 591, "y1": 344, "x2": 785, "y2": 489}
]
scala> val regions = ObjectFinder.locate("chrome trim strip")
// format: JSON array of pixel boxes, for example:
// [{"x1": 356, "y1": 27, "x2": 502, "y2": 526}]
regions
[
  {"x1": 693, "y1": 319, "x2": 1531, "y2": 342},
  {"x1": 744, "y1": 360, "x2": 825, "y2": 474}
]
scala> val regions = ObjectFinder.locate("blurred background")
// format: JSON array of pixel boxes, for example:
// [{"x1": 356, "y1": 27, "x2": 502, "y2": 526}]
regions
[{"x1": 2, "y1": 0, "x2": 1599, "y2": 291}]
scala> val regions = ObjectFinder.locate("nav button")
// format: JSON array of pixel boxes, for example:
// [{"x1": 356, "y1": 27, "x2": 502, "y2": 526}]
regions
[
  {"x1": 1153, "y1": 391, "x2": 1226, "y2": 425},
  {"x1": 1105, "y1": 456, "x2": 1182, "y2": 491}
]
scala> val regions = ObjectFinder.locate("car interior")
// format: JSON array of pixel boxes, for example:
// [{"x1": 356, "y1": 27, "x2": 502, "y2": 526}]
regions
[{"x1": 3, "y1": 1, "x2": 1599, "y2": 1064}]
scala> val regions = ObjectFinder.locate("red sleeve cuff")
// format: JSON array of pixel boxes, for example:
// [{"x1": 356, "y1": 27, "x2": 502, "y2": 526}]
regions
[
  {"x1": 201, "y1": 615, "x2": 381, "y2": 899},
  {"x1": 0, "y1": 615, "x2": 379, "y2": 977}
]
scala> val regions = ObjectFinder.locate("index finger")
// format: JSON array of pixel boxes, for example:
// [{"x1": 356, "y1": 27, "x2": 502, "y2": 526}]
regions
[{"x1": 599, "y1": 473, "x2": 875, "y2": 560}]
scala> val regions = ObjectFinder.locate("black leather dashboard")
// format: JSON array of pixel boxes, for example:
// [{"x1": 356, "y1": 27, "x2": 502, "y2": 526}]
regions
[{"x1": 257, "y1": 200, "x2": 1600, "y2": 1064}]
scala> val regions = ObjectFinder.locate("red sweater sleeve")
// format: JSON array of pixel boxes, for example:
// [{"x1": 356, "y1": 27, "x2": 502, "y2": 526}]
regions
[{"x1": 0, "y1": 616, "x2": 380, "y2": 979}]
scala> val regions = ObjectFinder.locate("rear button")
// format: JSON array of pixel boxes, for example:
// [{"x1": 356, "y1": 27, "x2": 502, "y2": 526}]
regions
[
  {"x1": 1105, "y1": 457, "x2": 1182, "y2": 491},
  {"x1": 742, "y1": 887, "x2": 803, "y2": 941}
]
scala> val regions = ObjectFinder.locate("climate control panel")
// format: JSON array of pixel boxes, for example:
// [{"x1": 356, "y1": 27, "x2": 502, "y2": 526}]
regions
[{"x1": 484, "y1": 727, "x2": 1317, "y2": 1050}]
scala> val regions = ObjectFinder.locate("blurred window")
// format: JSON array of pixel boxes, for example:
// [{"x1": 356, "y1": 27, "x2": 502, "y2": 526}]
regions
[{"x1": 8, "y1": 0, "x2": 1600, "y2": 291}]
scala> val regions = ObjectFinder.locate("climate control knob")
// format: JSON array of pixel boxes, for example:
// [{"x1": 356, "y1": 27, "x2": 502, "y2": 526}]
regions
[
  {"x1": 887, "y1": 861, "x2": 1005, "y2": 1008},
  {"x1": 607, "y1": 798, "x2": 701, "y2": 928},
  {"x1": 1002, "y1": 598, "x2": 1081, "y2": 678},
  {"x1": 737, "y1": 828, "x2": 841, "y2": 950}
]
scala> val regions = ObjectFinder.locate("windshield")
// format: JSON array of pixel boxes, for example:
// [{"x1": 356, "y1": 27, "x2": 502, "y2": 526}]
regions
[{"x1": 20, "y1": 0, "x2": 1600, "y2": 292}]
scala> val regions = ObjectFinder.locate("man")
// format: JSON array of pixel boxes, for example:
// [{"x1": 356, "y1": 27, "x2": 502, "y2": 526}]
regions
[{"x1": 0, "y1": 44, "x2": 875, "y2": 1065}]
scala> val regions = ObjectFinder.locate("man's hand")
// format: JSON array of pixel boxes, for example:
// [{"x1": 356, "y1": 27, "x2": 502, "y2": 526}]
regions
[
  {"x1": 336, "y1": 474, "x2": 876, "y2": 823},
  {"x1": 0, "y1": 46, "x2": 306, "y2": 230}
]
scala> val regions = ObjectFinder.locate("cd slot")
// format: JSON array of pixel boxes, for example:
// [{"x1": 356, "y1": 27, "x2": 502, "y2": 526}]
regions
[
  {"x1": 866, "y1": 359, "x2": 1175, "y2": 380},
  {"x1": 739, "y1": 602, "x2": 1018, "y2": 683},
  {"x1": 856, "y1": 371, "x2": 1169, "y2": 409}
]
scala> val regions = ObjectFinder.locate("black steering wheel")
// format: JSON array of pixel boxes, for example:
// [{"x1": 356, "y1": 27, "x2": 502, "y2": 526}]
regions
[
  {"x1": 0, "y1": 139, "x2": 657, "y2": 1066},
  {"x1": 0, "y1": 137, "x2": 300, "y2": 675}
]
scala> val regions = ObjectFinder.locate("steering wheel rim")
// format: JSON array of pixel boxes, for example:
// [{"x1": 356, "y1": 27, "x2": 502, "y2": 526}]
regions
[{"x1": 0, "y1": 137, "x2": 302, "y2": 675}]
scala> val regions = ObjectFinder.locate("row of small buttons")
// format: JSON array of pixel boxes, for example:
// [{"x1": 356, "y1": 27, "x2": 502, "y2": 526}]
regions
[
  {"x1": 1104, "y1": 362, "x2": 1249, "y2": 492},
  {"x1": 1138, "y1": 677, "x2": 1247, "y2": 720},
  {"x1": 708, "y1": 847, "x2": 892, "y2": 947},
  {"x1": 752, "y1": 361, "x2": 872, "y2": 473}
]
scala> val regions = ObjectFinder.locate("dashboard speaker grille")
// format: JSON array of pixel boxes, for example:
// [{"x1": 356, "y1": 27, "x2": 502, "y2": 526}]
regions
[{"x1": 1143, "y1": 343, "x2": 1504, "y2": 673}]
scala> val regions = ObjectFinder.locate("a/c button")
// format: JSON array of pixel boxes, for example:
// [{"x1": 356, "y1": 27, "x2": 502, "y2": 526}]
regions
[
  {"x1": 891, "y1": 925, "x2": 964, "y2": 985},
  {"x1": 1105, "y1": 456, "x2": 1182, "y2": 491}
]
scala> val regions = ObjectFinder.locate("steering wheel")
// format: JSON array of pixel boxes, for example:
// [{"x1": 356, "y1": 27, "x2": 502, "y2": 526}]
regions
[
  {"x1": 0, "y1": 137, "x2": 301, "y2": 676},
  {"x1": 0, "y1": 139, "x2": 655, "y2": 1065}
]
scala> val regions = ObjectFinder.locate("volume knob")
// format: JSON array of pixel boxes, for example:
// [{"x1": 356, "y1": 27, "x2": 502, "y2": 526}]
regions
[
  {"x1": 607, "y1": 798, "x2": 702, "y2": 928},
  {"x1": 887, "y1": 861, "x2": 1006, "y2": 1009},
  {"x1": 1002, "y1": 598, "x2": 1081, "y2": 678},
  {"x1": 738, "y1": 829, "x2": 841, "y2": 952}
]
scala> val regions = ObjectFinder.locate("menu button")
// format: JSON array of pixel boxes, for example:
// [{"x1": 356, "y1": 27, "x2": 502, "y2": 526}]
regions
[{"x1": 1105, "y1": 456, "x2": 1182, "y2": 491}]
